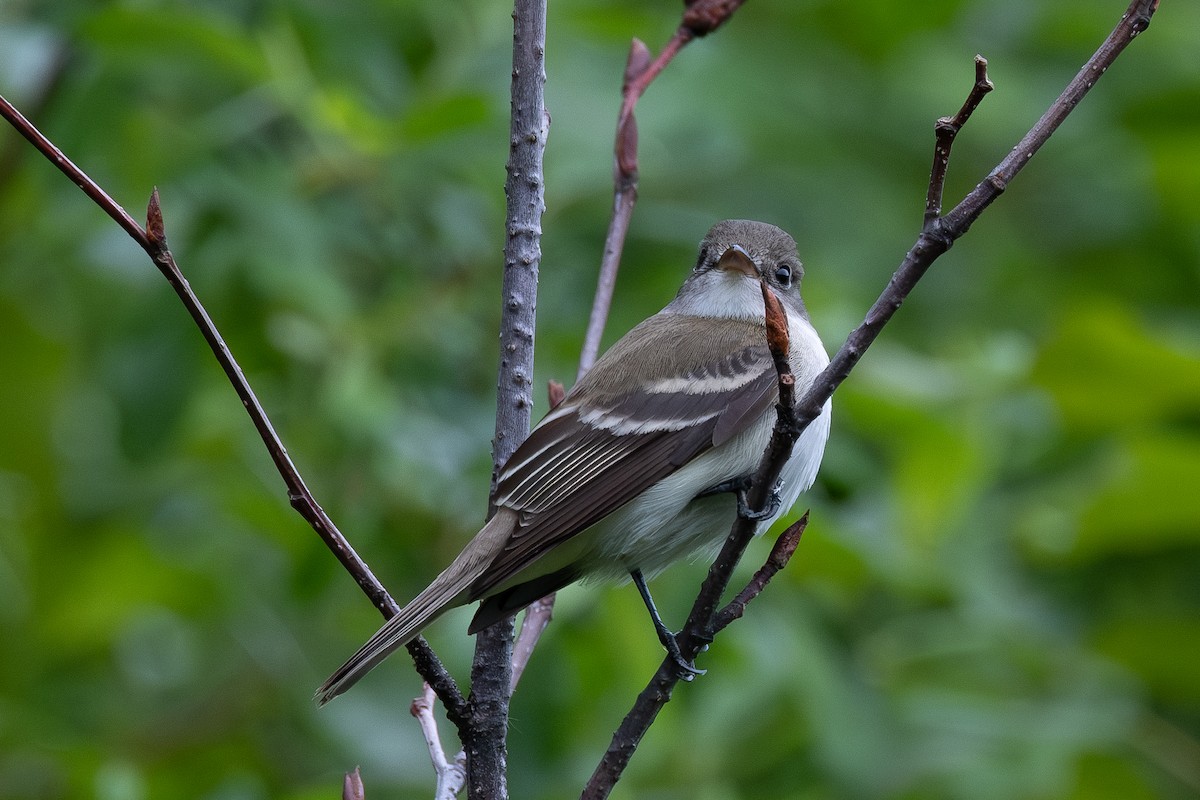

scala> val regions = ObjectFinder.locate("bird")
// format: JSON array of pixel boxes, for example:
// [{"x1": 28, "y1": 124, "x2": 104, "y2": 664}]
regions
[{"x1": 316, "y1": 219, "x2": 831, "y2": 705}]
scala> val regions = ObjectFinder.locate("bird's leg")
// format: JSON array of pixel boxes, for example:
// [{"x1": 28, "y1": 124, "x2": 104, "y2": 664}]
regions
[
  {"x1": 630, "y1": 568, "x2": 705, "y2": 679},
  {"x1": 696, "y1": 475, "x2": 752, "y2": 498},
  {"x1": 698, "y1": 475, "x2": 783, "y2": 522}
]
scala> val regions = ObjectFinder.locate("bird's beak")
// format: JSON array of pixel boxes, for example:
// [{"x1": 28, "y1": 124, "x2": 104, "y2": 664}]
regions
[{"x1": 716, "y1": 245, "x2": 758, "y2": 278}]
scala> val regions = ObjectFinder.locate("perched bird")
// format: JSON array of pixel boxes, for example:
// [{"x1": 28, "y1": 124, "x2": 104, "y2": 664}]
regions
[{"x1": 316, "y1": 219, "x2": 831, "y2": 704}]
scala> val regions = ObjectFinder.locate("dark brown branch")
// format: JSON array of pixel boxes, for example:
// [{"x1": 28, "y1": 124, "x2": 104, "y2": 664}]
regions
[
  {"x1": 924, "y1": 55, "x2": 993, "y2": 228},
  {"x1": 578, "y1": 0, "x2": 747, "y2": 375},
  {"x1": 712, "y1": 512, "x2": 808, "y2": 634},
  {"x1": 791, "y1": 0, "x2": 1158, "y2": 435},
  {"x1": 582, "y1": 1, "x2": 1158, "y2": 796},
  {"x1": 0, "y1": 91, "x2": 471, "y2": 722},
  {"x1": 671, "y1": 283, "x2": 800, "y2": 655}
]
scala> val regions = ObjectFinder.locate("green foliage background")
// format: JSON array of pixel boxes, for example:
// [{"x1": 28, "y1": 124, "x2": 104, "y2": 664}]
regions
[{"x1": 1, "y1": 1, "x2": 1198, "y2": 798}]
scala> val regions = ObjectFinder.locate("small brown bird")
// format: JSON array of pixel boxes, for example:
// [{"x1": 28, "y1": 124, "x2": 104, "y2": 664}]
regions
[{"x1": 316, "y1": 220, "x2": 831, "y2": 704}]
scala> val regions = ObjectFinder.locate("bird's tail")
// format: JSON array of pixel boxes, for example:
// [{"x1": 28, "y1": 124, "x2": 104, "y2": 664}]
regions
[{"x1": 314, "y1": 510, "x2": 516, "y2": 705}]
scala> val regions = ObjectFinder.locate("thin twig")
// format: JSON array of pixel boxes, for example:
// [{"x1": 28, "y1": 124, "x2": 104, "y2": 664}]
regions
[
  {"x1": 924, "y1": 55, "x2": 993, "y2": 228},
  {"x1": 0, "y1": 93, "x2": 470, "y2": 722},
  {"x1": 578, "y1": 0, "x2": 748, "y2": 375},
  {"x1": 0, "y1": 101, "x2": 397, "y2": 608},
  {"x1": 578, "y1": 38, "x2": 650, "y2": 378},
  {"x1": 0, "y1": 91, "x2": 470, "y2": 721},
  {"x1": 412, "y1": 685, "x2": 469, "y2": 800},
  {"x1": 791, "y1": 0, "x2": 1158, "y2": 434},
  {"x1": 511, "y1": 594, "x2": 556, "y2": 692},
  {"x1": 711, "y1": 513, "x2": 807, "y2": 634},
  {"x1": 581, "y1": 2, "x2": 1159, "y2": 796}
]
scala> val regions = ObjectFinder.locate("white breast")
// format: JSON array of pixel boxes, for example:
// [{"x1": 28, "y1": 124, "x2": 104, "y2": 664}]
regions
[{"x1": 578, "y1": 310, "x2": 832, "y2": 581}]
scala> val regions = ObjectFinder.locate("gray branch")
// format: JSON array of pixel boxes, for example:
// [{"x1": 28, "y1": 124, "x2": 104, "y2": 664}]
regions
[{"x1": 465, "y1": 0, "x2": 549, "y2": 798}]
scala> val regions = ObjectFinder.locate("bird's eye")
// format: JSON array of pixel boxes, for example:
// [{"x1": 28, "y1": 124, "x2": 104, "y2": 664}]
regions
[
  {"x1": 695, "y1": 246, "x2": 709, "y2": 271},
  {"x1": 774, "y1": 264, "x2": 793, "y2": 286}
]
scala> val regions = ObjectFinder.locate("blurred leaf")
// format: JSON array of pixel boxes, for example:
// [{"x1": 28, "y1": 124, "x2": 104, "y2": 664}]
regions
[
  {"x1": 1093, "y1": 615, "x2": 1200, "y2": 706},
  {"x1": 1078, "y1": 434, "x2": 1200, "y2": 557},
  {"x1": 1032, "y1": 304, "x2": 1200, "y2": 434}
]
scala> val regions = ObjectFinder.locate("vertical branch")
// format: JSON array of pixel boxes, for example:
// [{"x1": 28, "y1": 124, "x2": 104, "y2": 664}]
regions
[
  {"x1": 467, "y1": 0, "x2": 548, "y2": 797},
  {"x1": 490, "y1": 0, "x2": 548, "y2": 480}
]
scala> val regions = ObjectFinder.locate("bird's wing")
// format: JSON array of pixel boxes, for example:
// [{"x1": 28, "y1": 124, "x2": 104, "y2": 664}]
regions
[{"x1": 469, "y1": 315, "x2": 779, "y2": 600}]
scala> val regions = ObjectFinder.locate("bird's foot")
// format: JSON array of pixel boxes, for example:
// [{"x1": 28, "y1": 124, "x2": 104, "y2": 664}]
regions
[
  {"x1": 736, "y1": 479, "x2": 783, "y2": 521},
  {"x1": 661, "y1": 630, "x2": 706, "y2": 681}
]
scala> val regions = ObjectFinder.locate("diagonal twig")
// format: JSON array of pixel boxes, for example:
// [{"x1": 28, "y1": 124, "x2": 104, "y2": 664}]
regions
[
  {"x1": 0, "y1": 92, "x2": 469, "y2": 724},
  {"x1": 712, "y1": 511, "x2": 808, "y2": 634},
  {"x1": 790, "y1": 0, "x2": 1158, "y2": 435}
]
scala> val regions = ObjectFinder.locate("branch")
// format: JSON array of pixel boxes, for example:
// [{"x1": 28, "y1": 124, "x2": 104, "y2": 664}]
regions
[
  {"x1": 924, "y1": 54, "x2": 993, "y2": 228},
  {"x1": 791, "y1": 0, "x2": 1157, "y2": 434},
  {"x1": 464, "y1": 0, "x2": 549, "y2": 796},
  {"x1": 711, "y1": 512, "x2": 808, "y2": 635},
  {"x1": 578, "y1": 0, "x2": 747, "y2": 376},
  {"x1": 581, "y1": 1, "x2": 1159, "y2": 795},
  {"x1": 0, "y1": 98, "x2": 473, "y2": 724},
  {"x1": 510, "y1": 594, "x2": 556, "y2": 692},
  {"x1": 412, "y1": 685, "x2": 469, "y2": 800},
  {"x1": 672, "y1": 283, "x2": 799, "y2": 640}
]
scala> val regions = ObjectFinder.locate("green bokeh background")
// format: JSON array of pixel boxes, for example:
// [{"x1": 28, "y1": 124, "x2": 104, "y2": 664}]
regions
[{"x1": 1, "y1": 1, "x2": 1198, "y2": 798}]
